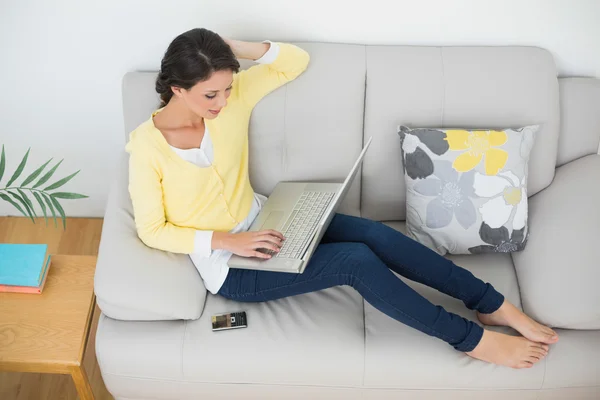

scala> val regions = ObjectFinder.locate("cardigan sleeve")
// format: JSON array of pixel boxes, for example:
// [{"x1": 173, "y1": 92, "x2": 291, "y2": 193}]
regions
[
  {"x1": 232, "y1": 42, "x2": 310, "y2": 110},
  {"x1": 128, "y1": 147, "x2": 197, "y2": 254}
]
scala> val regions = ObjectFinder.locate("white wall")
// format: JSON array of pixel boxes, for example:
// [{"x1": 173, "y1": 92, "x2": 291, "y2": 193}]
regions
[{"x1": 1, "y1": 0, "x2": 599, "y2": 217}]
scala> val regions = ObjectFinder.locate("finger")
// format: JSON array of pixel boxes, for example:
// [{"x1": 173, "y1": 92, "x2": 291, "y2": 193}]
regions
[
  {"x1": 254, "y1": 242, "x2": 280, "y2": 253},
  {"x1": 252, "y1": 250, "x2": 271, "y2": 259},
  {"x1": 255, "y1": 234, "x2": 283, "y2": 247},
  {"x1": 255, "y1": 230, "x2": 283, "y2": 239},
  {"x1": 265, "y1": 230, "x2": 285, "y2": 240}
]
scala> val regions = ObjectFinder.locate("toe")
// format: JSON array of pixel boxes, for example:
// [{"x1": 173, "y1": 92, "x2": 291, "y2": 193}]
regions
[
  {"x1": 534, "y1": 331, "x2": 557, "y2": 344},
  {"x1": 527, "y1": 355, "x2": 542, "y2": 364},
  {"x1": 531, "y1": 348, "x2": 547, "y2": 359},
  {"x1": 534, "y1": 343, "x2": 549, "y2": 353},
  {"x1": 531, "y1": 352, "x2": 546, "y2": 361},
  {"x1": 546, "y1": 333, "x2": 559, "y2": 343},
  {"x1": 518, "y1": 362, "x2": 533, "y2": 369},
  {"x1": 541, "y1": 326, "x2": 559, "y2": 340}
]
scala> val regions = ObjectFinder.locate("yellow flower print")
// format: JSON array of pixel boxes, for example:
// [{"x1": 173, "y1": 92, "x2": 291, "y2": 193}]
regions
[{"x1": 445, "y1": 130, "x2": 508, "y2": 175}]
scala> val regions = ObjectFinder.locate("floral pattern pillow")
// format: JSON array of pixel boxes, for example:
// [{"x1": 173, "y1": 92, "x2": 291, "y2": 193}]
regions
[{"x1": 398, "y1": 125, "x2": 538, "y2": 255}]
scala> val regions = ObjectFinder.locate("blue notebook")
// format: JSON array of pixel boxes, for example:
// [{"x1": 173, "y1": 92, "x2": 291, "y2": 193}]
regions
[{"x1": 0, "y1": 244, "x2": 51, "y2": 287}]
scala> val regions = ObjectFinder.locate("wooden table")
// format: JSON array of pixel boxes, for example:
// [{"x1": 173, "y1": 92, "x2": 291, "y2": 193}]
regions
[{"x1": 0, "y1": 255, "x2": 98, "y2": 400}]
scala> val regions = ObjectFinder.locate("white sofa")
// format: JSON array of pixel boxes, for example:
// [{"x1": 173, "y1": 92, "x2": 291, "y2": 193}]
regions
[{"x1": 94, "y1": 43, "x2": 600, "y2": 399}]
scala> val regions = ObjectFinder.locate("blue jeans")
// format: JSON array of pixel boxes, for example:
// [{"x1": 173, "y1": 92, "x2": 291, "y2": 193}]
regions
[{"x1": 218, "y1": 214, "x2": 504, "y2": 352}]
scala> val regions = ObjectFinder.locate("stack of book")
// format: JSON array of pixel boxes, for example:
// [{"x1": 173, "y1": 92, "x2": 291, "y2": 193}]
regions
[{"x1": 0, "y1": 243, "x2": 51, "y2": 294}]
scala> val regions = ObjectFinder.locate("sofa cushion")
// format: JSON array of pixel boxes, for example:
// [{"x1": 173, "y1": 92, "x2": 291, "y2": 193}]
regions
[
  {"x1": 541, "y1": 328, "x2": 600, "y2": 390},
  {"x1": 398, "y1": 125, "x2": 538, "y2": 255},
  {"x1": 94, "y1": 152, "x2": 206, "y2": 321},
  {"x1": 362, "y1": 46, "x2": 559, "y2": 222},
  {"x1": 96, "y1": 220, "x2": 599, "y2": 399},
  {"x1": 96, "y1": 286, "x2": 365, "y2": 399},
  {"x1": 512, "y1": 154, "x2": 600, "y2": 329},
  {"x1": 557, "y1": 78, "x2": 600, "y2": 166},
  {"x1": 364, "y1": 222, "x2": 546, "y2": 389}
]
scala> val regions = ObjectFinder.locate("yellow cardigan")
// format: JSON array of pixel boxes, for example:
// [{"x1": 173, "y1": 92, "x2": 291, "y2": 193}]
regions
[{"x1": 126, "y1": 43, "x2": 310, "y2": 254}]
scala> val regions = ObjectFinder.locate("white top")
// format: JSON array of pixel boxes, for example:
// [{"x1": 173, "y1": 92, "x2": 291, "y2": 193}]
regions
[{"x1": 168, "y1": 41, "x2": 278, "y2": 294}]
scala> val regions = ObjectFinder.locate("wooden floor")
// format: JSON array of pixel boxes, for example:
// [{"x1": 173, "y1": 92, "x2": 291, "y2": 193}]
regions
[{"x1": 0, "y1": 216, "x2": 113, "y2": 400}]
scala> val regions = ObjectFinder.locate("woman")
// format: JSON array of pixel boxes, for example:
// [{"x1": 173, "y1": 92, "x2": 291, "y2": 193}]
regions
[{"x1": 126, "y1": 28, "x2": 559, "y2": 369}]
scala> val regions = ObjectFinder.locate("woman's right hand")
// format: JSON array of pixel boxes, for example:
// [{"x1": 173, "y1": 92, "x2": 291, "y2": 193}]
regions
[{"x1": 213, "y1": 230, "x2": 285, "y2": 259}]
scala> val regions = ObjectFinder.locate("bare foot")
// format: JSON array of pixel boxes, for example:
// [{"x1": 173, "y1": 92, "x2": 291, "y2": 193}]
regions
[
  {"x1": 477, "y1": 300, "x2": 559, "y2": 345},
  {"x1": 466, "y1": 329, "x2": 549, "y2": 369}
]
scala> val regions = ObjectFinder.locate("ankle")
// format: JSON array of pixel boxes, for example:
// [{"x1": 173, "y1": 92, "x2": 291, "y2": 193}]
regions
[{"x1": 492, "y1": 299, "x2": 509, "y2": 314}]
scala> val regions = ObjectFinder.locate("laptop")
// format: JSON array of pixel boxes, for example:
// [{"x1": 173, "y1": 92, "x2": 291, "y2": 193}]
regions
[{"x1": 228, "y1": 136, "x2": 373, "y2": 273}]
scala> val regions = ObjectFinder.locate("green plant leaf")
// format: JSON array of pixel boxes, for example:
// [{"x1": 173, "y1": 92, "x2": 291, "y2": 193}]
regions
[
  {"x1": 33, "y1": 191, "x2": 48, "y2": 226},
  {"x1": 33, "y1": 159, "x2": 63, "y2": 189},
  {"x1": 6, "y1": 148, "x2": 30, "y2": 187},
  {"x1": 50, "y1": 192, "x2": 88, "y2": 199},
  {"x1": 42, "y1": 193, "x2": 58, "y2": 228},
  {"x1": 21, "y1": 158, "x2": 53, "y2": 187},
  {"x1": 0, "y1": 193, "x2": 28, "y2": 218},
  {"x1": 49, "y1": 195, "x2": 66, "y2": 230},
  {"x1": 17, "y1": 188, "x2": 36, "y2": 216},
  {"x1": 0, "y1": 145, "x2": 5, "y2": 184},
  {"x1": 44, "y1": 170, "x2": 80, "y2": 191},
  {"x1": 6, "y1": 190, "x2": 35, "y2": 223}
]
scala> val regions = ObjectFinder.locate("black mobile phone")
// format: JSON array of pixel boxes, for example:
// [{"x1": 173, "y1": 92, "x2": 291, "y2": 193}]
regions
[{"x1": 211, "y1": 311, "x2": 248, "y2": 331}]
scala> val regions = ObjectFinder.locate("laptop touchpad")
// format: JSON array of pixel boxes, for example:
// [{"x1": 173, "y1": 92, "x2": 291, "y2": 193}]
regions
[{"x1": 261, "y1": 211, "x2": 284, "y2": 230}]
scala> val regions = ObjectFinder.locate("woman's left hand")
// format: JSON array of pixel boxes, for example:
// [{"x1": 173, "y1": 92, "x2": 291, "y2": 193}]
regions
[{"x1": 222, "y1": 37, "x2": 270, "y2": 61}]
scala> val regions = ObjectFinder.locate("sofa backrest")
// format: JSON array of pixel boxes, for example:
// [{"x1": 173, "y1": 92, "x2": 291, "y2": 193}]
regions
[
  {"x1": 121, "y1": 43, "x2": 561, "y2": 222},
  {"x1": 361, "y1": 46, "x2": 559, "y2": 221},
  {"x1": 557, "y1": 77, "x2": 600, "y2": 167}
]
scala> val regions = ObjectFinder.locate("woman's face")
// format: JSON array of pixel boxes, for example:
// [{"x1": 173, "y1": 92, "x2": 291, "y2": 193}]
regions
[{"x1": 174, "y1": 69, "x2": 234, "y2": 120}]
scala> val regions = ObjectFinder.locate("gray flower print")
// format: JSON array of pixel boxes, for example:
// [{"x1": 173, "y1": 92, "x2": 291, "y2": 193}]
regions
[
  {"x1": 398, "y1": 126, "x2": 449, "y2": 179},
  {"x1": 414, "y1": 160, "x2": 477, "y2": 229},
  {"x1": 468, "y1": 222, "x2": 528, "y2": 254}
]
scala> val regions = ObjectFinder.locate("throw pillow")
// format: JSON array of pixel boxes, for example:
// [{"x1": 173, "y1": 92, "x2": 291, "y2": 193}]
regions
[{"x1": 398, "y1": 125, "x2": 538, "y2": 255}]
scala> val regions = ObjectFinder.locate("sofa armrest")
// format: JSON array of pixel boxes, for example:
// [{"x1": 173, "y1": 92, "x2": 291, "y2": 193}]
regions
[
  {"x1": 94, "y1": 152, "x2": 206, "y2": 321},
  {"x1": 512, "y1": 155, "x2": 600, "y2": 329},
  {"x1": 557, "y1": 77, "x2": 600, "y2": 166}
]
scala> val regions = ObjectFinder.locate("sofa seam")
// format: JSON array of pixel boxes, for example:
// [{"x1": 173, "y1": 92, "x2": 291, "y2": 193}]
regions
[
  {"x1": 540, "y1": 357, "x2": 547, "y2": 391},
  {"x1": 282, "y1": 83, "x2": 288, "y2": 172},
  {"x1": 361, "y1": 45, "x2": 368, "y2": 382},
  {"x1": 100, "y1": 371, "x2": 600, "y2": 391},
  {"x1": 440, "y1": 47, "x2": 446, "y2": 127},
  {"x1": 95, "y1": 313, "x2": 107, "y2": 374},
  {"x1": 96, "y1": 295, "x2": 192, "y2": 321},
  {"x1": 181, "y1": 319, "x2": 188, "y2": 379},
  {"x1": 359, "y1": 44, "x2": 367, "y2": 217},
  {"x1": 362, "y1": 298, "x2": 366, "y2": 387}
]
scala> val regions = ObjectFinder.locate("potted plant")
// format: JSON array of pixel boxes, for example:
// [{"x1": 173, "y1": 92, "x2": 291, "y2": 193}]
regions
[{"x1": 0, "y1": 145, "x2": 88, "y2": 229}]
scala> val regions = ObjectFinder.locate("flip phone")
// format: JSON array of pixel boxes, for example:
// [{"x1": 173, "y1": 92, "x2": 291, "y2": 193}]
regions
[{"x1": 211, "y1": 311, "x2": 248, "y2": 331}]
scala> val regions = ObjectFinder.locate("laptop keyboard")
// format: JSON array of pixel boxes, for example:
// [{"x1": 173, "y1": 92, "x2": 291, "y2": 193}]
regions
[{"x1": 266, "y1": 191, "x2": 335, "y2": 259}]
